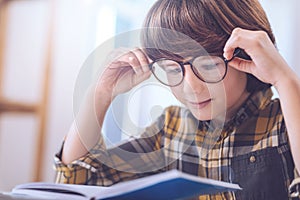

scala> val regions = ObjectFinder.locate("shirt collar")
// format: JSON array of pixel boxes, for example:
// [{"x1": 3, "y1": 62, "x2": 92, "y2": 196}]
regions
[
  {"x1": 230, "y1": 87, "x2": 273, "y2": 127},
  {"x1": 200, "y1": 88, "x2": 274, "y2": 131}
]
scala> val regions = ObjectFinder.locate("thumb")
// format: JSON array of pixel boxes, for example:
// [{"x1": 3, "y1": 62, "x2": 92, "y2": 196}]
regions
[{"x1": 229, "y1": 58, "x2": 254, "y2": 74}]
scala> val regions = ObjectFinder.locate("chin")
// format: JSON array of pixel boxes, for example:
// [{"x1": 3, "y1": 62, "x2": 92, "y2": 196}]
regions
[
  {"x1": 189, "y1": 109, "x2": 213, "y2": 121},
  {"x1": 189, "y1": 107, "x2": 227, "y2": 122}
]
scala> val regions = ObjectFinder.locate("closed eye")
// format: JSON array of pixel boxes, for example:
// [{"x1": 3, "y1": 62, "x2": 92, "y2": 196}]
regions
[
  {"x1": 200, "y1": 63, "x2": 218, "y2": 70},
  {"x1": 165, "y1": 67, "x2": 182, "y2": 74}
]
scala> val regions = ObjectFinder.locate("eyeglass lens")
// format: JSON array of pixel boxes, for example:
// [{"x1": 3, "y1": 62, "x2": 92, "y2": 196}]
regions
[{"x1": 150, "y1": 56, "x2": 226, "y2": 86}]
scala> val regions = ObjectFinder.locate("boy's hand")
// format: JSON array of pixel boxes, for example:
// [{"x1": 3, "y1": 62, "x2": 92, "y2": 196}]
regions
[
  {"x1": 96, "y1": 47, "x2": 152, "y2": 100},
  {"x1": 223, "y1": 27, "x2": 292, "y2": 88}
]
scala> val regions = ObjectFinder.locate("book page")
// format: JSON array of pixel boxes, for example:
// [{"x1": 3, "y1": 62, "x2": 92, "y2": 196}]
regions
[{"x1": 12, "y1": 182, "x2": 110, "y2": 200}]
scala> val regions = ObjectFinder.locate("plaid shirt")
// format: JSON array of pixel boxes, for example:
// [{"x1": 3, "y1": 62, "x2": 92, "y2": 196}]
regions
[{"x1": 54, "y1": 88, "x2": 298, "y2": 199}]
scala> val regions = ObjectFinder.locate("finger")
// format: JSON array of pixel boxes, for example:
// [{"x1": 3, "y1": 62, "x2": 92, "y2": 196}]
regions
[
  {"x1": 223, "y1": 28, "x2": 252, "y2": 60},
  {"x1": 109, "y1": 51, "x2": 143, "y2": 76},
  {"x1": 107, "y1": 48, "x2": 133, "y2": 69},
  {"x1": 134, "y1": 70, "x2": 152, "y2": 85},
  {"x1": 228, "y1": 58, "x2": 254, "y2": 74},
  {"x1": 123, "y1": 49, "x2": 148, "y2": 76},
  {"x1": 108, "y1": 61, "x2": 130, "y2": 69},
  {"x1": 223, "y1": 28, "x2": 242, "y2": 60},
  {"x1": 131, "y1": 48, "x2": 150, "y2": 73},
  {"x1": 128, "y1": 55, "x2": 143, "y2": 76}
]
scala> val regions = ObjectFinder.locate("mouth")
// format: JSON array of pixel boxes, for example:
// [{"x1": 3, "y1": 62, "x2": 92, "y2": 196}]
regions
[{"x1": 188, "y1": 99, "x2": 212, "y2": 109}]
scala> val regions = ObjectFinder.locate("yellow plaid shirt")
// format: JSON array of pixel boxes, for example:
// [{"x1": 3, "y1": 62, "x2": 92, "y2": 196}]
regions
[{"x1": 54, "y1": 88, "x2": 299, "y2": 199}]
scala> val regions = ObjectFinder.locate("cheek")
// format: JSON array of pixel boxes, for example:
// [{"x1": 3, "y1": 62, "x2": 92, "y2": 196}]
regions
[
  {"x1": 170, "y1": 87, "x2": 185, "y2": 103},
  {"x1": 223, "y1": 69, "x2": 248, "y2": 105}
]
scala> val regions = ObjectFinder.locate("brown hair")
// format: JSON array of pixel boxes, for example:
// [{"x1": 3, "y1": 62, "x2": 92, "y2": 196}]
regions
[{"x1": 141, "y1": 0, "x2": 274, "y2": 93}]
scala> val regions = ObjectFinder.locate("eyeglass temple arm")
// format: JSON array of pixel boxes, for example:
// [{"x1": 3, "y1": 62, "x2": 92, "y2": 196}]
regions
[{"x1": 233, "y1": 48, "x2": 252, "y2": 61}]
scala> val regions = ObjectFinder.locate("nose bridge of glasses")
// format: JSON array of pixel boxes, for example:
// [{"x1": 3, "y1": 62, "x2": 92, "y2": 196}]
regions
[
  {"x1": 182, "y1": 62, "x2": 204, "y2": 83},
  {"x1": 181, "y1": 64, "x2": 208, "y2": 91}
]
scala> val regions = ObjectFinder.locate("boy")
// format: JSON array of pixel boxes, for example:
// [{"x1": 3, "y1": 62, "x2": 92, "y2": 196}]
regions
[{"x1": 55, "y1": 0, "x2": 300, "y2": 199}]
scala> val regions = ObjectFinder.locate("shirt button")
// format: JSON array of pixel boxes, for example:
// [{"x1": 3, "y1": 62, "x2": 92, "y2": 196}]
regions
[
  {"x1": 250, "y1": 155, "x2": 256, "y2": 163},
  {"x1": 63, "y1": 170, "x2": 72, "y2": 178}
]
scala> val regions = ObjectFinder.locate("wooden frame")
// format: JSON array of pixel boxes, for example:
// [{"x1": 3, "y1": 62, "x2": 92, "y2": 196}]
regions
[
  {"x1": 0, "y1": 0, "x2": 8, "y2": 96},
  {"x1": 0, "y1": 0, "x2": 53, "y2": 182}
]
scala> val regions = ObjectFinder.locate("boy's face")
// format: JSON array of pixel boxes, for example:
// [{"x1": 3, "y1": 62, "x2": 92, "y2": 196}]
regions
[{"x1": 170, "y1": 64, "x2": 249, "y2": 121}]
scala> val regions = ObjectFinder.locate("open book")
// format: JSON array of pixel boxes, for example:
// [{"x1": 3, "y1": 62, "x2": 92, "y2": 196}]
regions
[{"x1": 8, "y1": 170, "x2": 241, "y2": 200}]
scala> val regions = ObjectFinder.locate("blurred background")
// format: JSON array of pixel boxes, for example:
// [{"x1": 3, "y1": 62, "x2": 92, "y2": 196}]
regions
[{"x1": 0, "y1": 0, "x2": 299, "y2": 192}]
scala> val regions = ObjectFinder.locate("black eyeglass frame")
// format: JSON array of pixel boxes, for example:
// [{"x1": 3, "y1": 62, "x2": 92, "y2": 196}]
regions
[{"x1": 148, "y1": 48, "x2": 246, "y2": 87}]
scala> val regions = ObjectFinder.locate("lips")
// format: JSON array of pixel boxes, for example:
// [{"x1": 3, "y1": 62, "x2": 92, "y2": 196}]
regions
[{"x1": 188, "y1": 99, "x2": 212, "y2": 109}]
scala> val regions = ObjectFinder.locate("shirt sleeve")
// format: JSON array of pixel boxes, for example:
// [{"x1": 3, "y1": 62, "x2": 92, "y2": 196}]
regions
[
  {"x1": 54, "y1": 136, "x2": 111, "y2": 185},
  {"x1": 54, "y1": 111, "x2": 168, "y2": 186},
  {"x1": 289, "y1": 170, "x2": 300, "y2": 198}
]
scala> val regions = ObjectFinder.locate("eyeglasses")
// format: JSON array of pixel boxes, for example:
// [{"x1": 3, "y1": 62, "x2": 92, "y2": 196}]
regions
[{"x1": 148, "y1": 49, "x2": 245, "y2": 87}]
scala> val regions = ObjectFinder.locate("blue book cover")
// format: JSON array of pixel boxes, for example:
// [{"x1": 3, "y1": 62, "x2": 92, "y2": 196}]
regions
[
  {"x1": 99, "y1": 170, "x2": 241, "y2": 200},
  {"x1": 7, "y1": 170, "x2": 241, "y2": 200}
]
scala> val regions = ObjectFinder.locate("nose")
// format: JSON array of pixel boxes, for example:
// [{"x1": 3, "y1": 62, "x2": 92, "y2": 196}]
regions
[{"x1": 182, "y1": 65, "x2": 207, "y2": 94}]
